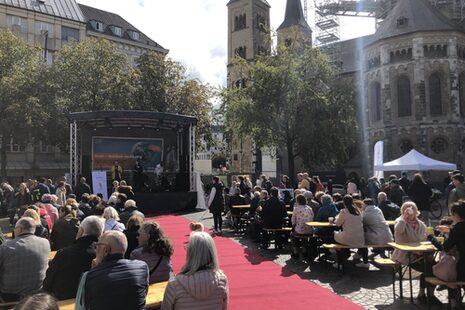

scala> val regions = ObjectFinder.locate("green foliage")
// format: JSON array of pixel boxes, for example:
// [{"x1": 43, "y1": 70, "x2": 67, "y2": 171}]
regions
[
  {"x1": 0, "y1": 29, "x2": 48, "y2": 178},
  {"x1": 220, "y1": 44, "x2": 357, "y2": 175}
]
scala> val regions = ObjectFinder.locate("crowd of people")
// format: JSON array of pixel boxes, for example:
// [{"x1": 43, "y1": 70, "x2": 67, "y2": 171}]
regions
[
  {"x1": 205, "y1": 171, "x2": 465, "y2": 307},
  {"x1": 0, "y1": 175, "x2": 229, "y2": 310}
]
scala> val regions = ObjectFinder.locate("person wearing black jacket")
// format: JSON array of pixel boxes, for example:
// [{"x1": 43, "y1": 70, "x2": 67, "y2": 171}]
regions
[
  {"x1": 208, "y1": 177, "x2": 225, "y2": 233},
  {"x1": 408, "y1": 173, "x2": 432, "y2": 222},
  {"x1": 43, "y1": 215, "x2": 103, "y2": 300},
  {"x1": 84, "y1": 231, "x2": 149, "y2": 310},
  {"x1": 74, "y1": 177, "x2": 91, "y2": 201},
  {"x1": 261, "y1": 187, "x2": 287, "y2": 248}
]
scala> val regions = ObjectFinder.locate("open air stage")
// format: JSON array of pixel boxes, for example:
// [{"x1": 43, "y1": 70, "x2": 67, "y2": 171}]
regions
[{"x1": 68, "y1": 110, "x2": 198, "y2": 215}]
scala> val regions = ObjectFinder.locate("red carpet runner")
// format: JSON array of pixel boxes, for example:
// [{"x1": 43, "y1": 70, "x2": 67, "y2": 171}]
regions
[{"x1": 151, "y1": 215, "x2": 362, "y2": 310}]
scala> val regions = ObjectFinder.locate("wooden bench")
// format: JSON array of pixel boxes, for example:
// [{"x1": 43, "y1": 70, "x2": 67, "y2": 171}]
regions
[
  {"x1": 374, "y1": 258, "x2": 403, "y2": 301},
  {"x1": 262, "y1": 227, "x2": 292, "y2": 249},
  {"x1": 322, "y1": 244, "x2": 392, "y2": 272},
  {"x1": 58, "y1": 281, "x2": 168, "y2": 310},
  {"x1": 425, "y1": 277, "x2": 465, "y2": 310}
]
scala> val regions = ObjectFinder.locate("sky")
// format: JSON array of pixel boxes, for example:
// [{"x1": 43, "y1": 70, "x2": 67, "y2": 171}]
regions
[{"x1": 77, "y1": 0, "x2": 376, "y2": 87}]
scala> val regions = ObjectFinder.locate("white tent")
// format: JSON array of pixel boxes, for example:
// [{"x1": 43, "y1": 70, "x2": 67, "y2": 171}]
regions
[{"x1": 374, "y1": 149, "x2": 457, "y2": 171}]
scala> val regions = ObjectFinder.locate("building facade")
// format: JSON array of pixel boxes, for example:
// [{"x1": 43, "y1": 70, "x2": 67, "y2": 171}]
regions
[{"x1": 0, "y1": 0, "x2": 166, "y2": 182}]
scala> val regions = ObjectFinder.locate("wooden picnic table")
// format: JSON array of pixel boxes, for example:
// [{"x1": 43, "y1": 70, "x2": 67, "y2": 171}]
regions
[
  {"x1": 58, "y1": 281, "x2": 168, "y2": 310},
  {"x1": 49, "y1": 251, "x2": 57, "y2": 261},
  {"x1": 387, "y1": 241, "x2": 437, "y2": 303},
  {"x1": 230, "y1": 204, "x2": 250, "y2": 209},
  {"x1": 305, "y1": 221, "x2": 335, "y2": 228}
]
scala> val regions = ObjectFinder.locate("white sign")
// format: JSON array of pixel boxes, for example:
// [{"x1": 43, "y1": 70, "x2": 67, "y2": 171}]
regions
[
  {"x1": 373, "y1": 141, "x2": 384, "y2": 179},
  {"x1": 92, "y1": 170, "x2": 108, "y2": 201}
]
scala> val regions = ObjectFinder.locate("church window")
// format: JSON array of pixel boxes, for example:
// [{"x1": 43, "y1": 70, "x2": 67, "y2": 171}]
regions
[
  {"x1": 429, "y1": 73, "x2": 442, "y2": 116},
  {"x1": 431, "y1": 137, "x2": 448, "y2": 154},
  {"x1": 235, "y1": 46, "x2": 246, "y2": 59},
  {"x1": 285, "y1": 38, "x2": 292, "y2": 47},
  {"x1": 257, "y1": 14, "x2": 266, "y2": 32},
  {"x1": 397, "y1": 17, "x2": 408, "y2": 28},
  {"x1": 397, "y1": 76, "x2": 412, "y2": 117},
  {"x1": 400, "y1": 139, "x2": 413, "y2": 154},
  {"x1": 370, "y1": 82, "x2": 382, "y2": 122},
  {"x1": 235, "y1": 13, "x2": 247, "y2": 31}
]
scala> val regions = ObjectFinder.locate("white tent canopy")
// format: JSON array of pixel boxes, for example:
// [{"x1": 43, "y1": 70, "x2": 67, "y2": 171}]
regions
[{"x1": 374, "y1": 149, "x2": 457, "y2": 171}]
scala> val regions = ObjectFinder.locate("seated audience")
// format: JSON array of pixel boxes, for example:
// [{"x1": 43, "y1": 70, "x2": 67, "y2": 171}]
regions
[
  {"x1": 78, "y1": 194, "x2": 93, "y2": 219},
  {"x1": 74, "y1": 177, "x2": 91, "y2": 201},
  {"x1": 377, "y1": 192, "x2": 400, "y2": 220},
  {"x1": 430, "y1": 201, "x2": 465, "y2": 307},
  {"x1": 228, "y1": 187, "x2": 248, "y2": 230},
  {"x1": 103, "y1": 206, "x2": 125, "y2": 232},
  {"x1": 261, "y1": 187, "x2": 287, "y2": 249},
  {"x1": 14, "y1": 292, "x2": 59, "y2": 310},
  {"x1": 131, "y1": 221, "x2": 173, "y2": 284},
  {"x1": 334, "y1": 195, "x2": 365, "y2": 263},
  {"x1": 50, "y1": 205, "x2": 80, "y2": 251},
  {"x1": 124, "y1": 215, "x2": 145, "y2": 258},
  {"x1": 55, "y1": 181, "x2": 67, "y2": 207},
  {"x1": 82, "y1": 231, "x2": 149, "y2": 310},
  {"x1": 22, "y1": 209, "x2": 49, "y2": 239},
  {"x1": 392, "y1": 202, "x2": 439, "y2": 305},
  {"x1": 315, "y1": 194, "x2": 339, "y2": 222},
  {"x1": 162, "y1": 231, "x2": 228, "y2": 310},
  {"x1": 43, "y1": 216, "x2": 104, "y2": 300},
  {"x1": 291, "y1": 194, "x2": 315, "y2": 259},
  {"x1": 303, "y1": 191, "x2": 320, "y2": 215},
  {"x1": 120, "y1": 200, "x2": 145, "y2": 225},
  {"x1": 0, "y1": 218, "x2": 50, "y2": 302},
  {"x1": 118, "y1": 180, "x2": 135, "y2": 200},
  {"x1": 41, "y1": 194, "x2": 59, "y2": 225}
]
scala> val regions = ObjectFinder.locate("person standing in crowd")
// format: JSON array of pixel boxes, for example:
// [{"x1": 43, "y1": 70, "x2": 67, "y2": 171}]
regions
[
  {"x1": 399, "y1": 172, "x2": 411, "y2": 194},
  {"x1": 111, "y1": 161, "x2": 123, "y2": 182},
  {"x1": 103, "y1": 207, "x2": 125, "y2": 232},
  {"x1": 366, "y1": 177, "x2": 380, "y2": 203},
  {"x1": 78, "y1": 194, "x2": 93, "y2": 219},
  {"x1": 34, "y1": 178, "x2": 51, "y2": 202},
  {"x1": 41, "y1": 194, "x2": 59, "y2": 226},
  {"x1": 447, "y1": 174, "x2": 465, "y2": 215},
  {"x1": 46, "y1": 179, "x2": 56, "y2": 195},
  {"x1": 15, "y1": 183, "x2": 31, "y2": 211},
  {"x1": 43, "y1": 216, "x2": 104, "y2": 300},
  {"x1": 0, "y1": 218, "x2": 50, "y2": 302},
  {"x1": 74, "y1": 177, "x2": 91, "y2": 200},
  {"x1": 346, "y1": 178, "x2": 358, "y2": 195},
  {"x1": 408, "y1": 173, "x2": 433, "y2": 223},
  {"x1": 120, "y1": 200, "x2": 145, "y2": 225},
  {"x1": 1, "y1": 182, "x2": 15, "y2": 225},
  {"x1": 279, "y1": 175, "x2": 292, "y2": 189},
  {"x1": 83, "y1": 231, "x2": 149, "y2": 310},
  {"x1": 118, "y1": 180, "x2": 135, "y2": 200},
  {"x1": 208, "y1": 176, "x2": 225, "y2": 234},
  {"x1": 297, "y1": 173, "x2": 309, "y2": 191},
  {"x1": 50, "y1": 205, "x2": 80, "y2": 251},
  {"x1": 162, "y1": 231, "x2": 228, "y2": 310},
  {"x1": 131, "y1": 221, "x2": 173, "y2": 284},
  {"x1": 55, "y1": 181, "x2": 67, "y2": 207},
  {"x1": 228, "y1": 187, "x2": 248, "y2": 231},
  {"x1": 387, "y1": 179, "x2": 406, "y2": 207}
]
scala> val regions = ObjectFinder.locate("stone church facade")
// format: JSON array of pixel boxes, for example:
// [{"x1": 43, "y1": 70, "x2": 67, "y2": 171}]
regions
[{"x1": 363, "y1": 0, "x2": 465, "y2": 176}]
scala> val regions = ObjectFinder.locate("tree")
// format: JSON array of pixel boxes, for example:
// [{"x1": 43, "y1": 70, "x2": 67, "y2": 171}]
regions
[
  {"x1": 0, "y1": 30, "x2": 49, "y2": 179},
  {"x1": 53, "y1": 38, "x2": 134, "y2": 112},
  {"x1": 220, "y1": 44, "x2": 357, "y2": 181},
  {"x1": 132, "y1": 52, "x2": 213, "y2": 147}
]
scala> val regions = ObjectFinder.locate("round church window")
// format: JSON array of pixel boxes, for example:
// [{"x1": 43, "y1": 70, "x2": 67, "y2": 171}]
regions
[
  {"x1": 400, "y1": 139, "x2": 413, "y2": 154},
  {"x1": 431, "y1": 137, "x2": 448, "y2": 154}
]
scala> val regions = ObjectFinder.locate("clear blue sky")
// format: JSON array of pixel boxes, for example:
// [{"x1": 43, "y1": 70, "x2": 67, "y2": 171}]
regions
[{"x1": 77, "y1": 0, "x2": 375, "y2": 87}]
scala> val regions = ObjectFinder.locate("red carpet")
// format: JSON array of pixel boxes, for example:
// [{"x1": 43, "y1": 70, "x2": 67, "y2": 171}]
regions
[{"x1": 151, "y1": 215, "x2": 362, "y2": 310}]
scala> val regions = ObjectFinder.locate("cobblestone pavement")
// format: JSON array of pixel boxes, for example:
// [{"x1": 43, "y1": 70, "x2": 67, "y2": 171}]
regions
[{"x1": 183, "y1": 210, "x2": 450, "y2": 310}]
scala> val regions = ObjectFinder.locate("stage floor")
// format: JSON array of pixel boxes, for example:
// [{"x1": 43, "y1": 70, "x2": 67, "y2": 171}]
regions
[{"x1": 135, "y1": 191, "x2": 197, "y2": 215}]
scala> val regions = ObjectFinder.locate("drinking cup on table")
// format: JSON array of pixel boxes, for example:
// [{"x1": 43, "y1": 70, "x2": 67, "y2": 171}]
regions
[
  {"x1": 328, "y1": 217, "x2": 334, "y2": 224},
  {"x1": 436, "y1": 236, "x2": 445, "y2": 244},
  {"x1": 426, "y1": 227, "x2": 434, "y2": 236}
]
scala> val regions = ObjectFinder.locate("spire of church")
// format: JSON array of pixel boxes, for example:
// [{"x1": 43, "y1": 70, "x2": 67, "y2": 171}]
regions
[{"x1": 277, "y1": 0, "x2": 311, "y2": 31}]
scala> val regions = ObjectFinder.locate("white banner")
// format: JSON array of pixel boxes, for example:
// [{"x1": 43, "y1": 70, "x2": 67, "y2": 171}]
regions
[
  {"x1": 373, "y1": 141, "x2": 384, "y2": 179},
  {"x1": 92, "y1": 170, "x2": 108, "y2": 201}
]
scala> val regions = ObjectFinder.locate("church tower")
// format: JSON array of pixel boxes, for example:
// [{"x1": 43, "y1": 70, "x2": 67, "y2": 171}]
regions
[
  {"x1": 227, "y1": 0, "x2": 271, "y2": 173},
  {"x1": 277, "y1": 0, "x2": 312, "y2": 48}
]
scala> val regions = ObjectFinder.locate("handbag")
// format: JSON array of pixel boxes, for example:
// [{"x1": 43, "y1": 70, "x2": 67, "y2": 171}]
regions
[{"x1": 433, "y1": 252, "x2": 457, "y2": 282}]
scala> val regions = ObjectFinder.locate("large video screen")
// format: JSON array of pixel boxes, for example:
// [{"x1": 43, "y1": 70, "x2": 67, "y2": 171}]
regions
[{"x1": 92, "y1": 137, "x2": 163, "y2": 171}]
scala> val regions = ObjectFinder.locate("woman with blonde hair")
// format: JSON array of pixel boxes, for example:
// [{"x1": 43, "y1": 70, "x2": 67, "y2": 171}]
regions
[
  {"x1": 162, "y1": 232, "x2": 228, "y2": 310},
  {"x1": 131, "y1": 221, "x2": 173, "y2": 283},
  {"x1": 22, "y1": 209, "x2": 49, "y2": 239},
  {"x1": 103, "y1": 207, "x2": 125, "y2": 232}
]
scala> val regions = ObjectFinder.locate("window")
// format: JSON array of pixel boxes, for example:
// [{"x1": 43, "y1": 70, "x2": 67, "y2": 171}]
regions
[
  {"x1": 35, "y1": 21, "x2": 54, "y2": 36},
  {"x1": 6, "y1": 15, "x2": 27, "y2": 33},
  {"x1": 429, "y1": 73, "x2": 442, "y2": 116},
  {"x1": 234, "y1": 46, "x2": 246, "y2": 59},
  {"x1": 129, "y1": 31, "x2": 140, "y2": 41},
  {"x1": 431, "y1": 137, "x2": 448, "y2": 154},
  {"x1": 61, "y1": 26, "x2": 80, "y2": 41},
  {"x1": 95, "y1": 21, "x2": 104, "y2": 32},
  {"x1": 371, "y1": 82, "x2": 382, "y2": 122},
  {"x1": 113, "y1": 26, "x2": 122, "y2": 36},
  {"x1": 400, "y1": 139, "x2": 413, "y2": 154},
  {"x1": 397, "y1": 17, "x2": 408, "y2": 28},
  {"x1": 234, "y1": 13, "x2": 246, "y2": 30},
  {"x1": 256, "y1": 14, "x2": 266, "y2": 32},
  {"x1": 397, "y1": 76, "x2": 412, "y2": 117}
]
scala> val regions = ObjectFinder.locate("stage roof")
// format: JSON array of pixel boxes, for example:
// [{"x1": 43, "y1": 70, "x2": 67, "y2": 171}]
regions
[{"x1": 68, "y1": 110, "x2": 197, "y2": 131}]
